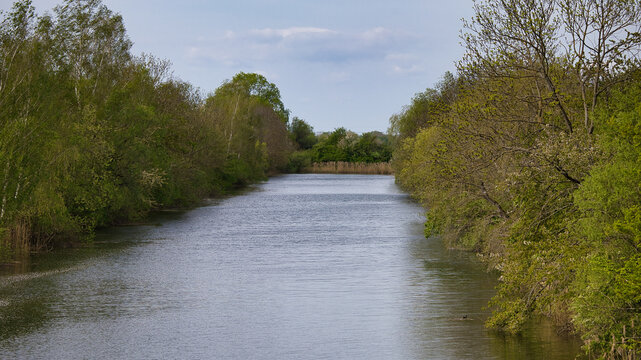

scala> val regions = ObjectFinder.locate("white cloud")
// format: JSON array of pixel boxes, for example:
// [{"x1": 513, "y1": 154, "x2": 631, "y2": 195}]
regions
[
  {"x1": 186, "y1": 26, "x2": 420, "y2": 66},
  {"x1": 385, "y1": 53, "x2": 419, "y2": 62},
  {"x1": 248, "y1": 27, "x2": 337, "y2": 39},
  {"x1": 392, "y1": 64, "x2": 423, "y2": 74},
  {"x1": 384, "y1": 52, "x2": 426, "y2": 76},
  {"x1": 361, "y1": 27, "x2": 393, "y2": 41}
]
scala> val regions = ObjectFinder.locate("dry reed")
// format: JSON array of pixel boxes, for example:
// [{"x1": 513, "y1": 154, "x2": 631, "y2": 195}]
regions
[
  {"x1": 1, "y1": 217, "x2": 52, "y2": 258},
  {"x1": 304, "y1": 161, "x2": 393, "y2": 175},
  {"x1": 9, "y1": 218, "x2": 31, "y2": 255}
]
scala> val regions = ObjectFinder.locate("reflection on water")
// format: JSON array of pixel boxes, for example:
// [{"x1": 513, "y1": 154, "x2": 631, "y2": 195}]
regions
[{"x1": 0, "y1": 174, "x2": 581, "y2": 359}]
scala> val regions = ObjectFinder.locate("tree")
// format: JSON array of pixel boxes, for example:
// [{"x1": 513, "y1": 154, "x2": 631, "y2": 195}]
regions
[
  {"x1": 0, "y1": 0, "x2": 76, "y2": 249},
  {"x1": 463, "y1": 0, "x2": 641, "y2": 135},
  {"x1": 51, "y1": 0, "x2": 131, "y2": 108},
  {"x1": 214, "y1": 72, "x2": 289, "y2": 122},
  {"x1": 312, "y1": 128, "x2": 349, "y2": 162},
  {"x1": 392, "y1": 0, "x2": 641, "y2": 355},
  {"x1": 462, "y1": 0, "x2": 575, "y2": 133},
  {"x1": 204, "y1": 72, "x2": 294, "y2": 182},
  {"x1": 571, "y1": 78, "x2": 641, "y2": 356},
  {"x1": 289, "y1": 116, "x2": 317, "y2": 150},
  {"x1": 561, "y1": 0, "x2": 641, "y2": 134},
  {"x1": 0, "y1": 2, "x2": 296, "y2": 259}
]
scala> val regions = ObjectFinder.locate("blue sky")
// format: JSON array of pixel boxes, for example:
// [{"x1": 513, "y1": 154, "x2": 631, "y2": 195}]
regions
[{"x1": 1, "y1": 0, "x2": 475, "y2": 133}]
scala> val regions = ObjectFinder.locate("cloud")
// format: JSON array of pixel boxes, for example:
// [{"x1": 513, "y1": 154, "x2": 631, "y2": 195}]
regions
[
  {"x1": 248, "y1": 27, "x2": 337, "y2": 40},
  {"x1": 385, "y1": 53, "x2": 419, "y2": 62},
  {"x1": 384, "y1": 52, "x2": 426, "y2": 76},
  {"x1": 186, "y1": 26, "x2": 419, "y2": 66},
  {"x1": 392, "y1": 64, "x2": 423, "y2": 74}
]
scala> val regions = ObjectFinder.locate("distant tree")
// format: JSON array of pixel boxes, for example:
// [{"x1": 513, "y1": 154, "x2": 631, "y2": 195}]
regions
[
  {"x1": 313, "y1": 128, "x2": 348, "y2": 162},
  {"x1": 289, "y1": 117, "x2": 317, "y2": 149},
  {"x1": 351, "y1": 132, "x2": 392, "y2": 162},
  {"x1": 306, "y1": 128, "x2": 391, "y2": 164}
]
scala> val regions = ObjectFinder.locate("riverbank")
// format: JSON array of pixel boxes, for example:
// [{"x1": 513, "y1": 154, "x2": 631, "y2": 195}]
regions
[
  {"x1": 0, "y1": 178, "x2": 263, "y2": 266},
  {"x1": 0, "y1": 2, "x2": 299, "y2": 265},
  {"x1": 304, "y1": 161, "x2": 393, "y2": 175}
]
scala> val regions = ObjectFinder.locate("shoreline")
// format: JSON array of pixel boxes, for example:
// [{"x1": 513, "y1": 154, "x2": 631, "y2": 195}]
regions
[{"x1": 303, "y1": 161, "x2": 393, "y2": 175}]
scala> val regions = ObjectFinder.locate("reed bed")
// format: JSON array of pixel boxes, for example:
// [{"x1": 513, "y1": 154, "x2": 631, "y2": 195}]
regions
[
  {"x1": 0, "y1": 218, "x2": 53, "y2": 260},
  {"x1": 305, "y1": 161, "x2": 393, "y2": 175},
  {"x1": 9, "y1": 218, "x2": 30, "y2": 255}
]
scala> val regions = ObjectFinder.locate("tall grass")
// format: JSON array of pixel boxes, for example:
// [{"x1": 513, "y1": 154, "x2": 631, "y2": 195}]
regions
[
  {"x1": 8, "y1": 218, "x2": 31, "y2": 255},
  {"x1": 0, "y1": 217, "x2": 53, "y2": 261},
  {"x1": 305, "y1": 161, "x2": 393, "y2": 175}
]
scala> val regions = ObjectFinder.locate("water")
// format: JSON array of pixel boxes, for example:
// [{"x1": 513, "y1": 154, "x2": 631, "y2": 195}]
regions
[{"x1": 0, "y1": 174, "x2": 581, "y2": 359}]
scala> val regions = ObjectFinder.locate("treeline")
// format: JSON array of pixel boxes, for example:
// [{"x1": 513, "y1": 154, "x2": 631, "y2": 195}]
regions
[
  {"x1": 391, "y1": 0, "x2": 641, "y2": 357},
  {"x1": 0, "y1": 0, "x2": 294, "y2": 259},
  {"x1": 287, "y1": 123, "x2": 392, "y2": 172}
]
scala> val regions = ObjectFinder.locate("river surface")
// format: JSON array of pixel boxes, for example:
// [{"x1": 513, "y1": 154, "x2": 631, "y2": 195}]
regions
[{"x1": 0, "y1": 174, "x2": 581, "y2": 359}]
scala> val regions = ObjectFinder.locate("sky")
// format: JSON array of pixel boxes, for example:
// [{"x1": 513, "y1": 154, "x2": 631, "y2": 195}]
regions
[{"x1": 1, "y1": 0, "x2": 475, "y2": 133}]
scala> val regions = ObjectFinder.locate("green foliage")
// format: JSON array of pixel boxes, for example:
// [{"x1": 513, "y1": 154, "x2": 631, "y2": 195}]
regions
[
  {"x1": 214, "y1": 72, "x2": 289, "y2": 122},
  {"x1": 570, "y1": 80, "x2": 641, "y2": 355},
  {"x1": 311, "y1": 128, "x2": 392, "y2": 164},
  {"x1": 286, "y1": 150, "x2": 313, "y2": 173},
  {"x1": 285, "y1": 127, "x2": 392, "y2": 172},
  {"x1": 289, "y1": 117, "x2": 317, "y2": 150},
  {"x1": 0, "y1": 0, "x2": 293, "y2": 258},
  {"x1": 388, "y1": 72, "x2": 457, "y2": 142},
  {"x1": 391, "y1": 0, "x2": 641, "y2": 356}
]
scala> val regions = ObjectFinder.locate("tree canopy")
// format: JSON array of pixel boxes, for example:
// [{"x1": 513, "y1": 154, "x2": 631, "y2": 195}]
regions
[
  {"x1": 391, "y1": 0, "x2": 641, "y2": 356},
  {"x1": 0, "y1": 0, "x2": 294, "y2": 258}
]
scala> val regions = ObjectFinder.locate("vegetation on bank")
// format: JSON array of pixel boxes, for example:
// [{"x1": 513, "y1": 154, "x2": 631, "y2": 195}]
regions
[
  {"x1": 0, "y1": 0, "x2": 294, "y2": 260},
  {"x1": 286, "y1": 124, "x2": 393, "y2": 173},
  {"x1": 390, "y1": 0, "x2": 641, "y2": 357}
]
